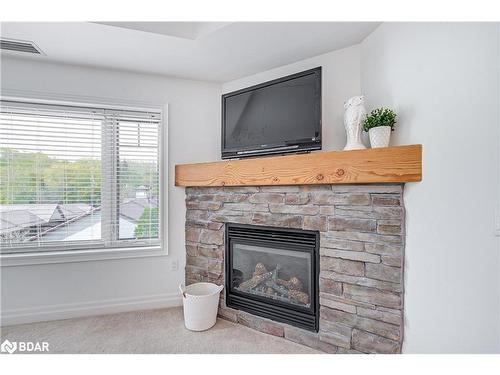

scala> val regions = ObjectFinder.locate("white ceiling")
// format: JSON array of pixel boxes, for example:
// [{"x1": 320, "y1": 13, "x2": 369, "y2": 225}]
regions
[
  {"x1": 95, "y1": 22, "x2": 231, "y2": 40},
  {"x1": 0, "y1": 22, "x2": 379, "y2": 82}
]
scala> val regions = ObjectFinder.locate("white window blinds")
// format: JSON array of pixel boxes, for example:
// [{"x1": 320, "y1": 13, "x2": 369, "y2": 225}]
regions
[{"x1": 0, "y1": 100, "x2": 162, "y2": 253}]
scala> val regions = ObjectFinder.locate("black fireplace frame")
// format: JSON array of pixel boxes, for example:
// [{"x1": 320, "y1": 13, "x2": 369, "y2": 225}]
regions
[{"x1": 225, "y1": 223, "x2": 319, "y2": 332}]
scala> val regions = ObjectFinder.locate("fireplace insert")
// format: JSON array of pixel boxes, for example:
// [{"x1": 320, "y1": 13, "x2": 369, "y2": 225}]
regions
[{"x1": 225, "y1": 223, "x2": 319, "y2": 331}]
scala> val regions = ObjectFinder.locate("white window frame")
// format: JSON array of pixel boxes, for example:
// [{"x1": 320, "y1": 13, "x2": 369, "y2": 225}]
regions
[{"x1": 0, "y1": 93, "x2": 168, "y2": 266}]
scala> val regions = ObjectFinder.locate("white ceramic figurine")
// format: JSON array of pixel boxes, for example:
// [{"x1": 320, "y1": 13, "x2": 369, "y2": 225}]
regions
[{"x1": 343, "y1": 95, "x2": 367, "y2": 150}]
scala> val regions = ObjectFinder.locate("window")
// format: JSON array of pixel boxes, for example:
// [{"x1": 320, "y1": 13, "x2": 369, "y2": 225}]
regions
[{"x1": 0, "y1": 100, "x2": 162, "y2": 254}]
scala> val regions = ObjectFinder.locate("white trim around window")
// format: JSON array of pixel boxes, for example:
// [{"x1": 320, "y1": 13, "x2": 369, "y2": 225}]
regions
[
  {"x1": 0, "y1": 245, "x2": 165, "y2": 266},
  {"x1": 0, "y1": 91, "x2": 168, "y2": 266}
]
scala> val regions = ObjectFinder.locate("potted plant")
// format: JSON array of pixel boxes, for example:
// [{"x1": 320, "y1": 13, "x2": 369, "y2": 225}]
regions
[{"x1": 362, "y1": 108, "x2": 397, "y2": 148}]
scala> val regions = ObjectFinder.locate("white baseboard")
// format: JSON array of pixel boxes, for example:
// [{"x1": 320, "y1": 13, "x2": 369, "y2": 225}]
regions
[{"x1": 0, "y1": 292, "x2": 182, "y2": 326}]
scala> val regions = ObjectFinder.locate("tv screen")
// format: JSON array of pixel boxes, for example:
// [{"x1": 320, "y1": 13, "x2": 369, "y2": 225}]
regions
[{"x1": 221, "y1": 67, "x2": 321, "y2": 159}]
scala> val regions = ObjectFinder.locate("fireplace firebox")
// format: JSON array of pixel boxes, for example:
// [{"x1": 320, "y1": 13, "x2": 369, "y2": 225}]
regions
[{"x1": 225, "y1": 223, "x2": 319, "y2": 332}]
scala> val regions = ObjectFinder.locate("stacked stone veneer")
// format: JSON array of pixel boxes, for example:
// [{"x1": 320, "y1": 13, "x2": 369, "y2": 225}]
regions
[{"x1": 184, "y1": 184, "x2": 405, "y2": 354}]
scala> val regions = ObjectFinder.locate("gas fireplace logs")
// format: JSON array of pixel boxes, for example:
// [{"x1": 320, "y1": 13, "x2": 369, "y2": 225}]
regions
[{"x1": 237, "y1": 263, "x2": 310, "y2": 305}]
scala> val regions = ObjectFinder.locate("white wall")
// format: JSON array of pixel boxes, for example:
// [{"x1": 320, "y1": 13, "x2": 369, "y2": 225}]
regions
[
  {"x1": 0, "y1": 57, "x2": 221, "y2": 324},
  {"x1": 361, "y1": 23, "x2": 500, "y2": 353},
  {"x1": 498, "y1": 23, "x2": 500, "y2": 349},
  {"x1": 222, "y1": 45, "x2": 362, "y2": 151}
]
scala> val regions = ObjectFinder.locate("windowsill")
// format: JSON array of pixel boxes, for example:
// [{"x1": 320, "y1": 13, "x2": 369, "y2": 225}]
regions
[{"x1": 0, "y1": 245, "x2": 167, "y2": 267}]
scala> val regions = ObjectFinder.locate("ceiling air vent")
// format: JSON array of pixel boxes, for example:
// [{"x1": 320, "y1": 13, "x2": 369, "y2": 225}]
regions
[{"x1": 0, "y1": 38, "x2": 43, "y2": 55}]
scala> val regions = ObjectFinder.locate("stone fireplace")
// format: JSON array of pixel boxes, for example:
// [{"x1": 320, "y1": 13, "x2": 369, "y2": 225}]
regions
[{"x1": 185, "y1": 184, "x2": 405, "y2": 354}]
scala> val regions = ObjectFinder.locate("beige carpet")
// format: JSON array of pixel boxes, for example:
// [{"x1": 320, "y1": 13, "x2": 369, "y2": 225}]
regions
[{"x1": 0, "y1": 307, "x2": 320, "y2": 354}]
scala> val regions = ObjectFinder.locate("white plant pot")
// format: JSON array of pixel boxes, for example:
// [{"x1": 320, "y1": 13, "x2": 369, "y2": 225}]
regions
[{"x1": 368, "y1": 126, "x2": 392, "y2": 148}]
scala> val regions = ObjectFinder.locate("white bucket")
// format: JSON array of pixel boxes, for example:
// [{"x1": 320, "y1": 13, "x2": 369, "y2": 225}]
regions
[{"x1": 179, "y1": 282, "x2": 224, "y2": 331}]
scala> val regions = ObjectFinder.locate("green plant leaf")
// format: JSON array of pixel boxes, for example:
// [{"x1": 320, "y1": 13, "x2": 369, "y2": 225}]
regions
[{"x1": 362, "y1": 107, "x2": 397, "y2": 132}]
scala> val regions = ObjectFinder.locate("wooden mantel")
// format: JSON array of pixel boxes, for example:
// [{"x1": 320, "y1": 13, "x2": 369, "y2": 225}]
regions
[{"x1": 175, "y1": 145, "x2": 422, "y2": 187}]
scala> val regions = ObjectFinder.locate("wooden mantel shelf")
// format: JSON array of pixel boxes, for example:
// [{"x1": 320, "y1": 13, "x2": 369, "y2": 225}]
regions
[{"x1": 175, "y1": 145, "x2": 422, "y2": 187}]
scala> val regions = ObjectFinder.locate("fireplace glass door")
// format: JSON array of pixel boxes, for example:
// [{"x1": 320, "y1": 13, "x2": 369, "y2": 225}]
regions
[
  {"x1": 232, "y1": 243, "x2": 312, "y2": 308},
  {"x1": 225, "y1": 223, "x2": 319, "y2": 331}
]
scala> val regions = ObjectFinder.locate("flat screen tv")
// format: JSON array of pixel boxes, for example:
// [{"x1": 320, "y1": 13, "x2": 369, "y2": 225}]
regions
[{"x1": 221, "y1": 67, "x2": 321, "y2": 159}]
